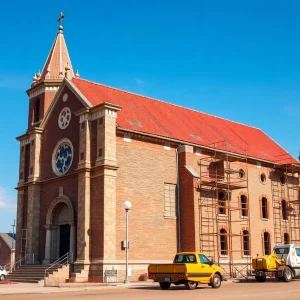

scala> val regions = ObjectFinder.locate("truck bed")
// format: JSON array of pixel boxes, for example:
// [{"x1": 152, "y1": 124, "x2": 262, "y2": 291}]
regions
[{"x1": 148, "y1": 263, "x2": 187, "y2": 282}]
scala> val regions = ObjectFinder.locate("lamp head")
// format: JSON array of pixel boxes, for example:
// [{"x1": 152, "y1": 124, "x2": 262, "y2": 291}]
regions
[{"x1": 123, "y1": 200, "x2": 132, "y2": 210}]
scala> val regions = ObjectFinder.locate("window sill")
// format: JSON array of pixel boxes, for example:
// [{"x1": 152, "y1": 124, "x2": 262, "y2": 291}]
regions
[
  {"x1": 219, "y1": 255, "x2": 228, "y2": 258},
  {"x1": 262, "y1": 218, "x2": 269, "y2": 221},
  {"x1": 164, "y1": 216, "x2": 176, "y2": 219},
  {"x1": 242, "y1": 255, "x2": 251, "y2": 258},
  {"x1": 240, "y1": 216, "x2": 248, "y2": 219},
  {"x1": 218, "y1": 214, "x2": 227, "y2": 217}
]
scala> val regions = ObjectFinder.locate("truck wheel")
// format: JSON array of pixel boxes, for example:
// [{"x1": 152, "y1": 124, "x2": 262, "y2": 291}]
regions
[
  {"x1": 255, "y1": 275, "x2": 266, "y2": 282},
  {"x1": 211, "y1": 274, "x2": 222, "y2": 289},
  {"x1": 283, "y1": 267, "x2": 293, "y2": 282},
  {"x1": 184, "y1": 281, "x2": 198, "y2": 290},
  {"x1": 159, "y1": 282, "x2": 171, "y2": 290},
  {"x1": 0, "y1": 275, "x2": 5, "y2": 281}
]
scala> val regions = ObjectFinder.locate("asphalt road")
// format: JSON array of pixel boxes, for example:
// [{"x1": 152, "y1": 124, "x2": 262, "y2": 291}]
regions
[{"x1": 0, "y1": 279, "x2": 299, "y2": 300}]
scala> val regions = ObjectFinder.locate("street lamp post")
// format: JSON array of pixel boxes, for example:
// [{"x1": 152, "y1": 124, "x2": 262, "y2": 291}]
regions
[{"x1": 123, "y1": 200, "x2": 132, "y2": 284}]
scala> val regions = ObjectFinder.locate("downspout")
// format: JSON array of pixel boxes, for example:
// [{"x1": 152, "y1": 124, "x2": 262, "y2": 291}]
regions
[{"x1": 176, "y1": 146, "x2": 181, "y2": 252}]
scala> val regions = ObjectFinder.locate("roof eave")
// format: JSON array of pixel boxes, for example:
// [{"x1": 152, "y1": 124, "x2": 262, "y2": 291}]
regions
[{"x1": 117, "y1": 127, "x2": 298, "y2": 167}]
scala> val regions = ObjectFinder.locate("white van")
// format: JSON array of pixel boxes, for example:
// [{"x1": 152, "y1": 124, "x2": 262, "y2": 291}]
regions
[{"x1": 0, "y1": 266, "x2": 8, "y2": 281}]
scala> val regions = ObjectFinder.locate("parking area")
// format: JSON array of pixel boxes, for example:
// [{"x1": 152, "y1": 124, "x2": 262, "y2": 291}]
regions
[{"x1": 0, "y1": 279, "x2": 299, "y2": 300}]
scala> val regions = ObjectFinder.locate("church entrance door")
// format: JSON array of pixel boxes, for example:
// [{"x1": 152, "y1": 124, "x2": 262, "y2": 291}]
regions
[
  {"x1": 59, "y1": 224, "x2": 70, "y2": 257},
  {"x1": 44, "y1": 196, "x2": 76, "y2": 264}
]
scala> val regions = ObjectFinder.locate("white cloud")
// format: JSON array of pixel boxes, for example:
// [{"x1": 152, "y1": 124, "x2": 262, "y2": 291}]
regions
[{"x1": 0, "y1": 187, "x2": 17, "y2": 210}]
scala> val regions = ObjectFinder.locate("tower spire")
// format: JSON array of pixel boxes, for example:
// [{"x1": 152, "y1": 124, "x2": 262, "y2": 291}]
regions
[{"x1": 33, "y1": 12, "x2": 74, "y2": 85}]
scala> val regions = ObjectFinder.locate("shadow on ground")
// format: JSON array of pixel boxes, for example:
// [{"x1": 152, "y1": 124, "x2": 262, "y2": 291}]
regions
[
  {"x1": 234, "y1": 278, "x2": 300, "y2": 284},
  {"x1": 129, "y1": 285, "x2": 211, "y2": 291}
]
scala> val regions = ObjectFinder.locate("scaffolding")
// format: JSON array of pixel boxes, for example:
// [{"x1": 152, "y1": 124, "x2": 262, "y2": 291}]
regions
[
  {"x1": 271, "y1": 154, "x2": 300, "y2": 245},
  {"x1": 198, "y1": 140, "x2": 250, "y2": 278}
]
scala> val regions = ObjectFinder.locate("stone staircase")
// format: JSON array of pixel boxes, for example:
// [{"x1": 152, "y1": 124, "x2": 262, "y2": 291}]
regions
[{"x1": 6, "y1": 264, "x2": 63, "y2": 283}]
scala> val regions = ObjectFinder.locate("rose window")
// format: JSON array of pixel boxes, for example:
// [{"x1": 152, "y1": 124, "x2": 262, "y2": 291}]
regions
[
  {"x1": 52, "y1": 139, "x2": 73, "y2": 176},
  {"x1": 58, "y1": 107, "x2": 71, "y2": 129}
]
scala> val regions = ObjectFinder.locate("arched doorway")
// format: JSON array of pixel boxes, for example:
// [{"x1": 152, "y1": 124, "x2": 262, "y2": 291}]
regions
[{"x1": 44, "y1": 196, "x2": 75, "y2": 264}]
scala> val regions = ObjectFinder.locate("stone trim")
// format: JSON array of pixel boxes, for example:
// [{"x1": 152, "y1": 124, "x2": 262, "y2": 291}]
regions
[
  {"x1": 28, "y1": 86, "x2": 60, "y2": 99},
  {"x1": 45, "y1": 195, "x2": 75, "y2": 225},
  {"x1": 79, "y1": 109, "x2": 117, "y2": 123},
  {"x1": 20, "y1": 138, "x2": 30, "y2": 146}
]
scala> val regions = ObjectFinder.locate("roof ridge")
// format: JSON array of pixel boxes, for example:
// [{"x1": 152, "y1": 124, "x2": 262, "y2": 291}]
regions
[{"x1": 74, "y1": 77, "x2": 261, "y2": 131}]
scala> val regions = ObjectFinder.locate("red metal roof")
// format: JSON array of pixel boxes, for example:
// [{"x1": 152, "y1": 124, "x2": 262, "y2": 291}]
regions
[{"x1": 72, "y1": 78, "x2": 298, "y2": 164}]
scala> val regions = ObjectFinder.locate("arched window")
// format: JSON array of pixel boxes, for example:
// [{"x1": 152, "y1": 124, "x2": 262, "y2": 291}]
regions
[
  {"x1": 284, "y1": 233, "x2": 290, "y2": 244},
  {"x1": 282, "y1": 200, "x2": 287, "y2": 220},
  {"x1": 243, "y1": 230, "x2": 250, "y2": 256},
  {"x1": 218, "y1": 192, "x2": 226, "y2": 215},
  {"x1": 220, "y1": 229, "x2": 228, "y2": 255},
  {"x1": 261, "y1": 197, "x2": 268, "y2": 219},
  {"x1": 241, "y1": 195, "x2": 248, "y2": 217},
  {"x1": 34, "y1": 98, "x2": 40, "y2": 123},
  {"x1": 263, "y1": 232, "x2": 271, "y2": 255}
]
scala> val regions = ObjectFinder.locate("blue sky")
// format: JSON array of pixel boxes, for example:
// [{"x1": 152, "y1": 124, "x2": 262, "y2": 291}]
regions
[{"x1": 0, "y1": 0, "x2": 300, "y2": 232}]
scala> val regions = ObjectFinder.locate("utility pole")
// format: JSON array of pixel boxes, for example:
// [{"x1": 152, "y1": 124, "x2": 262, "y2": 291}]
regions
[
  {"x1": 10, "y1": 220, "x2": 16, "y2": 272},
  {"x1": 11, "y1": 220, "x2": 16, "y2": 250}
]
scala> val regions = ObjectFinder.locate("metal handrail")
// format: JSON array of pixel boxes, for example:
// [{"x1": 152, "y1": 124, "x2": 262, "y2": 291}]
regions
[
  {"x1": 10, "y1": 253, "x2": 35, "y2": 271},
  {"x1": 44, "y1": 252, "x2": 72, "y2": 279}
]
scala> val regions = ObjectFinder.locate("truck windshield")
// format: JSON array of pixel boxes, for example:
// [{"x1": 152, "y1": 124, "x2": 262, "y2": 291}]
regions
[
  {"x1": 274, "y1": 247, "x2": 289, "y2": 255},
  {"x1": 174, "y1": 254, "x2": 197, "y2": 263}
]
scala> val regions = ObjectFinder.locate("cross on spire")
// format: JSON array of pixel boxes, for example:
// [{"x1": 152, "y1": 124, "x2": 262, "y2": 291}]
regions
[{"x1": 58, "y1": 12, "x2": 65, "y2": 26}]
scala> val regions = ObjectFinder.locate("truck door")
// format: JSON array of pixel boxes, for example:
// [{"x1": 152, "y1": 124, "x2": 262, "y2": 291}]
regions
[
  {"x1": 294, "y1": 248, "x2": 300, "y2": 267},
  {"x1": 198, "y1": 254, "x2": 213, "y2": 282}
]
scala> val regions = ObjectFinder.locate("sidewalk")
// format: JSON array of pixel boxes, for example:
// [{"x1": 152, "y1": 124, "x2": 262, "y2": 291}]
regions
[
  {"x1": 0, "y1": 281, "x2": 157, "y2": 295},
  {"x1": 0, "y1": 280, "x2": 236, "y2": 295}
]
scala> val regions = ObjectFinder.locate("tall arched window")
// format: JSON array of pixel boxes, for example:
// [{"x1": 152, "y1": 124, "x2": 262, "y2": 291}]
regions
[
  {"x1": 282, "y1": 200, "x2": 287, "y2": 220},
  {"x1": 284, "y1": 233, "x2": 290, "y2": 244},
  {"x1": 241, "y1": 195, "x2": 248, "y2": 217},
  {"x1": 243, "y1": 230, "x2": 250, "y2": 256},
  {"x1": 263, "y1": 232, "x2": 271, "y2": 255},
  {"x1": 34, "y1": 98, "x2": 40, "y2": 123},
  {"x1": 220, "y1": 229, "x2": 228, "y2": 255},
  {"x1": 218, "y1": 192, "x2": 226, "y2": 215},
  {"x1": 261, "y1": 197, "x2": 268, "y2": 219}
]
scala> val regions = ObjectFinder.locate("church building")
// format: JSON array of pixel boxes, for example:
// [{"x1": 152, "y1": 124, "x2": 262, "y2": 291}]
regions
[{"x1": 16, "y1": 17, "x2": 300, "y2": 282}]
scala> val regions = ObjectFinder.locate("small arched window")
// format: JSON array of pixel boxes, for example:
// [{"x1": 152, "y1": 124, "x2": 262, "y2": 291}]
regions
[
  {"x1": 284, "y1": 233, "x2": 290, "y2": 244},
  {"x1": 243, "y1": 230, "x2": 250, "y2": 256},
  {"x1": 241, "y1": 195, "x2": 248, "y2": 217},
  {"x1": 220, "y1": 229, "x2": 228, "y2": 255},
  {"x1": 263, "y1": 232, "x2": 271, "y2": 255},
  {"x1": 34, "y1": 98, "x2": 40, "y2": 123},
  {"x1": 261, "y1": 197, "x2": 268, "y2": 219},
  {"x1": 282, "y1": 200, "x2": 287, "y2": 220},
  {"x1": 218, "y1": 192, "x2": 226, "y2": 215}
]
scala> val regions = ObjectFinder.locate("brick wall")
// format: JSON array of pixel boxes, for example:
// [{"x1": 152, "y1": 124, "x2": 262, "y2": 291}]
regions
[
  {"x1": 0, "y1": 238, "x2": 12, "y2": 267},
  {"x1": 115, "y1": 135, "x2": 178, "y2": 261}
]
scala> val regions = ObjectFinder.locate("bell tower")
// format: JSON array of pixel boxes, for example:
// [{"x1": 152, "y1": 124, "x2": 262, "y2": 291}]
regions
[
  {"x1": 26, "y1": 12, "x2": 75, "y2": 130},
  {"x1": 15, "y1": 13, "x2": 76, "y2": 262}
]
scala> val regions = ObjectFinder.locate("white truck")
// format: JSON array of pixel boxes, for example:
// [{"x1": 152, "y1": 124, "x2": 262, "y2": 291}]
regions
[
  {"x1": 252, "y1": 244, "x2": 300, "y2": 282},
  {"x1": 0, "y1": 266, "x2": 8, "y2": 281}
]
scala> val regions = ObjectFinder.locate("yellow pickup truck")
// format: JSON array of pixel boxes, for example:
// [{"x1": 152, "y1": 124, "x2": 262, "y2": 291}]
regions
[{"x1": 148, "y1": 252, "x2": 224, "y2": 290}]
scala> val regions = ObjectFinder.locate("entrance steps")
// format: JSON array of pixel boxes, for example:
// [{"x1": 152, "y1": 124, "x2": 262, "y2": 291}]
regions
[{"x1": 6, "y1": 265, "x2": 63, "y2": 283}]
